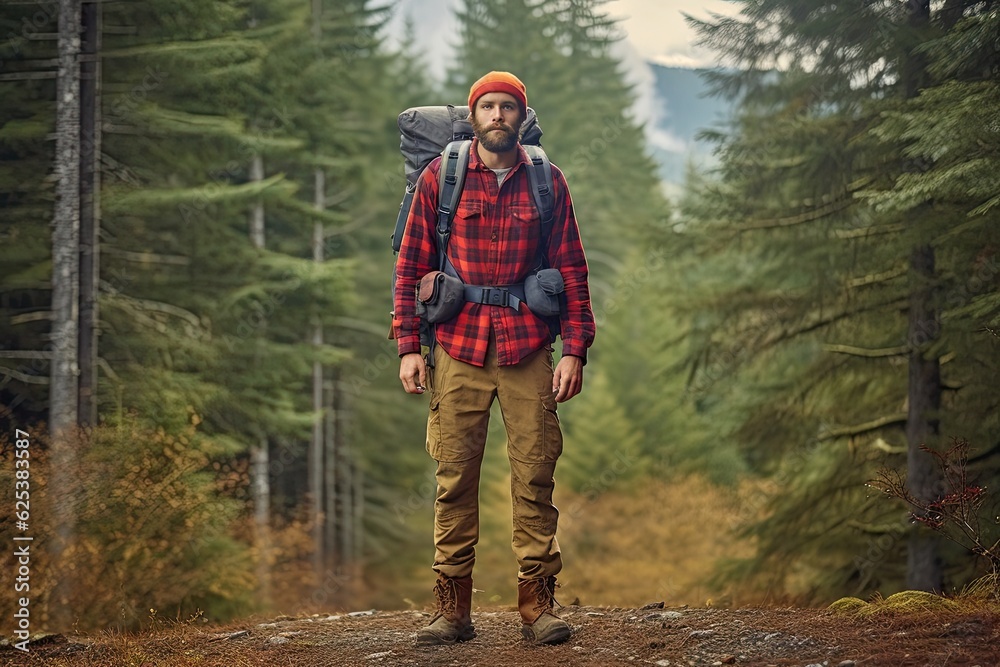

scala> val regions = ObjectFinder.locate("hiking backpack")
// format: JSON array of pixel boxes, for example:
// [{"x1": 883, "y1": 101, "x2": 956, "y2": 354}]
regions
[
  {"x1": 389, "y1": 105, "x2": 558, "y2": 358},
  {"x1": 391, "y1": 104, "x2": 554, "y2": 256}
]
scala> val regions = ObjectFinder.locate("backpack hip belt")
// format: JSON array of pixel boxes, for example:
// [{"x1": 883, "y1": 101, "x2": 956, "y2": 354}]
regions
[{"x1": 463, "y1": 283, "x2": 525, "y2": 310}]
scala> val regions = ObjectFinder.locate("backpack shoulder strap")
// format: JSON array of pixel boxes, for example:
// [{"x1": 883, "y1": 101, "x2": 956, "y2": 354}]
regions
[
  {"x1": 522, "y1": 144, "x2": 555, "y2": 236},
  {"x1": 522, "y1": 144, "x2": 556, "y2": 265},
  {"x1": 436, "y1": 140, "x2": 472, "y2": 272}
]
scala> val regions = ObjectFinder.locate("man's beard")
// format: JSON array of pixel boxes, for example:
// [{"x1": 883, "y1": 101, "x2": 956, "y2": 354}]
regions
[{"x1": 471, "y1": 116, "x2": 521, "y2": 153}]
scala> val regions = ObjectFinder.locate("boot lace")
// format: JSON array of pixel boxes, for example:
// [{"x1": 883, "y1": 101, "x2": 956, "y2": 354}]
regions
[
  {"x1": 528, "y1": 577, "x2": 560, "y2": 616},
  {"x1": 432, "y1": 577, "x2": 459, "y2": 618}
]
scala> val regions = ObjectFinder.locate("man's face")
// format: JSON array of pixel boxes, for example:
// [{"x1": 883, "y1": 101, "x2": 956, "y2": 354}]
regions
[{"x1": 470, "y1": 92, "x2": 523, "y2": 153}]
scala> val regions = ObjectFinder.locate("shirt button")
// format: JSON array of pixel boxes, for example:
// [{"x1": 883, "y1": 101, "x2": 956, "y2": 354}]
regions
[{"x1": 491, "y1": 232, "x2": 497, "y2": 240}]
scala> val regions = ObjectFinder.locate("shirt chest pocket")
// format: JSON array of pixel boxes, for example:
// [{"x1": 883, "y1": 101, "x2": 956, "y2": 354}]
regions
[
  {"x1": 510, "y1": 203, "x2": 539, "y2": 227},
  {"x1": 455, "y1": 201, "x2": 482, "y2": 222},
  {"x1": 507, "y1": 204, "x2": 542, "y2": 256},
  {"x1": 452, "y1": 201, "x2": 484, "y2": 243},
  {"x1": 449, "y1": 201, "x2": 486, "y2": 249},
  {"x1": 508, "y1": 203, "x2": 541, "y2": 248}
]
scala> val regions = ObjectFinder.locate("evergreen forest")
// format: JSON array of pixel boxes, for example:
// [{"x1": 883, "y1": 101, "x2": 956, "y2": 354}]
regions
[{"x1": 0, "y1": 0, "x2": 997, "y2": 631}]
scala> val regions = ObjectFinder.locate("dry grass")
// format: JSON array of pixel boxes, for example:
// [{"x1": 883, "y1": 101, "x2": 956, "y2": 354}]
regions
[
  {"x1": 0, "y1": 422, "x2": 257, "y2": 631},
  {"x1": 555, "y1": 475, "x2": 758, "y2": 607}
]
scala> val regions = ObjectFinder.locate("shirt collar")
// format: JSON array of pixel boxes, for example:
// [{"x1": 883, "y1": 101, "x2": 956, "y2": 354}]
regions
[{"x1": 468, "y1": 137, "x2": 530, "y2": 171}]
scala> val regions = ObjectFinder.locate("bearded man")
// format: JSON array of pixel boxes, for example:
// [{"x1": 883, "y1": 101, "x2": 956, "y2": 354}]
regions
[{"x1": 393, "y1": 71, "x2": 596, "y2": 646}]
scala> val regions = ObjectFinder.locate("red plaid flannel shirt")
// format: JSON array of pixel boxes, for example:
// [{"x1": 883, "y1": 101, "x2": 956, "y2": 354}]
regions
[{"x1": 393, "y1": 139, "x2": 595, "y2": 367}]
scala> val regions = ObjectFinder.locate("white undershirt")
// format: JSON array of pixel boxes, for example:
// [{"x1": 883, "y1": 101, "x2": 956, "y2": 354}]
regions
[{"x1": 491, "y1": 167, "x2": 512, "y2": 186}]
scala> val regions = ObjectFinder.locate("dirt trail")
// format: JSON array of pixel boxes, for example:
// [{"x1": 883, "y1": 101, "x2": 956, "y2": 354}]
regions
[{"x1": 3, "y1": 604, "x2": 998, "y2": 666}]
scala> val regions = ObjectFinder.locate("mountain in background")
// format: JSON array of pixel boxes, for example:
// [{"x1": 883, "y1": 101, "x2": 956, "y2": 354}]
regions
[{"x1": 645, "y1": 63, "x2": 733, "y2": 189}]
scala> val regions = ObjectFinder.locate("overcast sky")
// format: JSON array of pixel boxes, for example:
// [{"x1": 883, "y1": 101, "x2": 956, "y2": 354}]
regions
[
  {"x1": 605, "y1": 0, "x2": 736, "y2": 67},
  {"x1": 386, "y1": 0, "x2": 738, "y2": 79}
]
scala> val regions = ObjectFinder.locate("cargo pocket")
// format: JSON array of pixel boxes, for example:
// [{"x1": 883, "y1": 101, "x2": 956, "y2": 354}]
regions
[
  {"x1": 538, "y1": 391, "x2": 563, "y2": 462},
  {"x1": 426, "y1": 392, "x2": 486, "y2": 463},
  {"x1": 425, "y1": 393, "x2": 443, "y2": 458},
  {"x1": 504, "y1": 390, "x2": 563, "y2": 464}
]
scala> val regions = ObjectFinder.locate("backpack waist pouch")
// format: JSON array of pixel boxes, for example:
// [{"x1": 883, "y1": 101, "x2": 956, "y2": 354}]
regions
[
  {"x1": 416, "y1": 271, "x2": 466, "y2": 323},
  {"x1": 524, "y1": 268, "x2": 564, "y2": 317}
]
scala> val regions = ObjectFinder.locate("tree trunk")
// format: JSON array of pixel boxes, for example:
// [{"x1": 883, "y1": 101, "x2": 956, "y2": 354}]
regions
[
  {"x1": 49, "y1": 0, "x2": 82, "y2": 629},
  {"x1": 249, "y1": 154, "x2": 265, "y2": 248},
  {"x1": 310, "y1": 166, "x2": 326, "y2": 578},
  {"x1": 51, "y1": 0, "x2": 81, "y2": 435},
  {"x1": 337, "y1": 372, "x2": 353, "y2": 569},
  {"x1": 78, "y1": 0, "x2": 101, "y2": 427},
  {"x1": 901, "y1": 0, "x2": 943, "y2": 593},
  {"x1": 250, "y1": 438, "x2": 271, "y2": 602},
  {"x1": 324, "y1": 376, "x2": 338, "y2": 570},
  {"x1": 350, "y1": 377, "x2": 364, "y2": 566},
  {"x1": 905, "y1": 243, "x2": 943, "y2": 591},
  {"x1": 353, "y1": 460, "x2": 364, "y2": 563},
  {"x1": 248, "y1": 153, "x2": 272, "y2": 605}
]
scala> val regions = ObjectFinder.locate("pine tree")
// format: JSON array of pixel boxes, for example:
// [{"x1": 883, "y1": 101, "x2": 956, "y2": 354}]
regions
[
  {"x1": 0, "y1": 3, "x2": 61, "y2": 428},
  {"x1": 668, "y1": 0, "x2": 1000, "y2": 599}
]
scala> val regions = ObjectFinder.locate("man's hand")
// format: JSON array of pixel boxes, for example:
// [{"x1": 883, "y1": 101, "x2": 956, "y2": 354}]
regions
[
  {"x1": 399, "y1": 353, "x2": 427, "y2": 394},
  {"x1": 552, "y1": 355, "x2": 583, "y2": 403}
]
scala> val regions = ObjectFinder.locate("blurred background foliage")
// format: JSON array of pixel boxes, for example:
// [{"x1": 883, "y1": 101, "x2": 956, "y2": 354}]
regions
[{"x1": 1, "y1": 0, "x2": 998, "y2": 631}]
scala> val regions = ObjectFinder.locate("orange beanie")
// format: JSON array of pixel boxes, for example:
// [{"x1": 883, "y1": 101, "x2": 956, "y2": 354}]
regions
[{"x1": 468, "y1": 71, "x2": 527, "y2": 113}]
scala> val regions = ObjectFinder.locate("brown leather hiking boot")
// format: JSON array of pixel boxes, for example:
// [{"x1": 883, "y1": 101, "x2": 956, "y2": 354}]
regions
[
  {"x1": 517, "y1": 576, "x2": 571, "y2": 645},
  {"x1": 416, "y1": 574, "x2": 476, "y2": 645}
]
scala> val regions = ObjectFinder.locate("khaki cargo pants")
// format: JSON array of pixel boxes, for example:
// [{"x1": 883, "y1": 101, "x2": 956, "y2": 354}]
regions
[{"x1": 426, "y1": 334, "x2": 563, "y2": 581}]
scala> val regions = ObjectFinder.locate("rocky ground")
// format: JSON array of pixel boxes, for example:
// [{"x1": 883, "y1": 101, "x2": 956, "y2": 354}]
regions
[{"x1": 2, "y1": 603, "x2": 998, "y2": 667}]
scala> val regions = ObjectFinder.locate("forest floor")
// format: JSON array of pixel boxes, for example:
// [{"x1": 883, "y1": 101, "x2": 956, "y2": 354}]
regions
[{"x1": 3, "y1": 602, "x2": 999, "y2": 667}]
